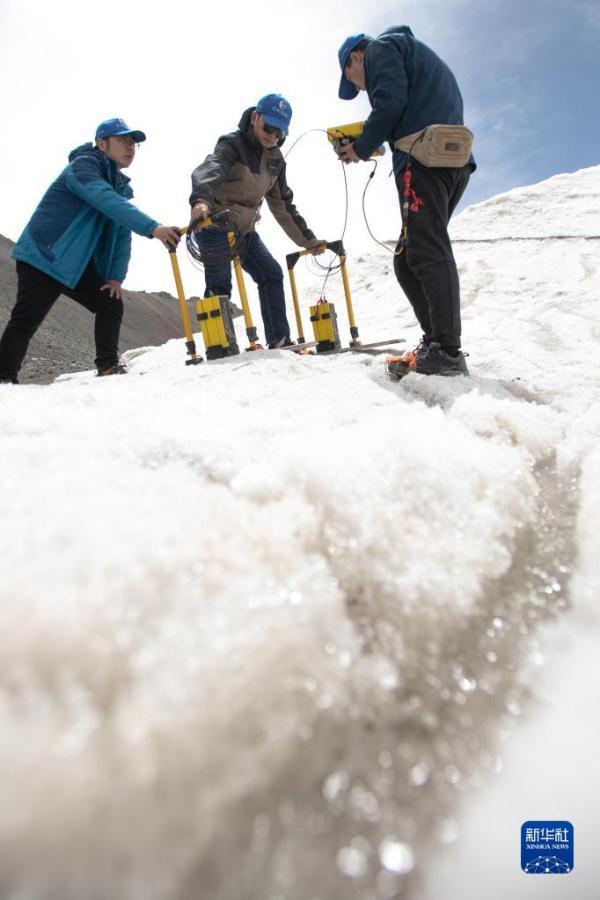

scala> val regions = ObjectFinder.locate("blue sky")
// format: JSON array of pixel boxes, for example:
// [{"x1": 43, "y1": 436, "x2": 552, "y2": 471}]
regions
[
  {"x1": 365, "y1": 0, "x2": 600, "y2": 204},
  {"x1": 0, "y1": 0, "x2": 598, "y2": 291}
]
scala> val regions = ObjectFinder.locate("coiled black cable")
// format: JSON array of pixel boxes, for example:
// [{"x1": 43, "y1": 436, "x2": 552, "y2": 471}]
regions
[{"x1": 185, "y1": 210, "x2": 246, "y2": 271}]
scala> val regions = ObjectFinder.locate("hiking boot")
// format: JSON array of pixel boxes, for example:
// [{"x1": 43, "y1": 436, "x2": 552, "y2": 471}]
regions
[
  {"x1": 414, "y1": 342, "x2": 469, "y2": 376},
  {"x1": 0, "y1": 376, "x2": 18, "y2": 384},
  {"x1": 97, "y1": 362, "x2": 128, "y2": 377}
]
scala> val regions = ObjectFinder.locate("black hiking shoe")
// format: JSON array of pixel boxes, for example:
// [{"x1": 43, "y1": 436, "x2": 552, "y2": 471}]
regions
[
  {"x1": 0, "y1": 376, "x2": 18, "y2": 384},
  {"x1": 414, "y1": 342, "x2": 469, "y2": 376},
  {"x1": 97, "y1": 362, "x2": 128, "y2": 377}
]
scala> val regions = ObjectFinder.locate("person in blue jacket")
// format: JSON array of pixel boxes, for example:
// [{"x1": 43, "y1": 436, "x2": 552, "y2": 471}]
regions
[
  {"x1": 0, "y1": 118, "x2": 181, "y2": 384},
  {"x1": 336, "y1": 26, "x2": 476, "y2": 377}
]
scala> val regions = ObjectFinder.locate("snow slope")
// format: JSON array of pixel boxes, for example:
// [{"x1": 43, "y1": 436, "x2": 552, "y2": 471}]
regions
[{"x1": 0, "y1": 166, "x2": 599, "y2": 900}]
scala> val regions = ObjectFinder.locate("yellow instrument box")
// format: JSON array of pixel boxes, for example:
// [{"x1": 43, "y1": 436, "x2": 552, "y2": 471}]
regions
[
  {"x1": 310, "y1": 302, "x2": 341, "y2": 353},
  {"x1": 196, "y1": 295, "x2": 239, "y2": 359}
]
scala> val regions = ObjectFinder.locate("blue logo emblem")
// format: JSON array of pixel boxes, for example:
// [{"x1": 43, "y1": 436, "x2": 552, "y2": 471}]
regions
[{"x1": 521, "y1": 821, "x2": 573, "y2": 873}]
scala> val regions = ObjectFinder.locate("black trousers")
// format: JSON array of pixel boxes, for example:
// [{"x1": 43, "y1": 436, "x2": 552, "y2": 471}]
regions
[
  {"x1": 393, "y1": 162, "x2": 471, "y2": 349},
  {"x1": 0, "y1": 261, "x2": 123, "y2": 381}
]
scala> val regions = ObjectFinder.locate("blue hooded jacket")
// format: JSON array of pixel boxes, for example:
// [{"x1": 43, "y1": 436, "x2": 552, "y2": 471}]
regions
[
  {"x1": 12, "y1": 143, "x2": 159, "y2": 288},
  {"x1": 354, "y1": 26, "x2": 475, "y2": 172}
]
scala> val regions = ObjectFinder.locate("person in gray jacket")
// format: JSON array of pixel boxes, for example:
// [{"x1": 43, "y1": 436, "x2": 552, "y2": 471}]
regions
[{"x1": 190, "y1": 94, "x2": 324, "y2": 348}]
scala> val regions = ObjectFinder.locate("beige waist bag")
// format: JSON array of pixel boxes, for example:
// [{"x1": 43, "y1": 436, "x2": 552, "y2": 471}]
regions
[{"x1": 394, "y1": 125, "x2": 474, "y2": 167}]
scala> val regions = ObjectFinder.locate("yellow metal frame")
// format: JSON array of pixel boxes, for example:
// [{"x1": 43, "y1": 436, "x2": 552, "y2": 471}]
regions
[
  {"x1": 286, "y1": 240, "x2": 361, "y2": 351},
  {"x1": 168, "y1": 239, "x2": 202, "y2": 366},
  {"x1": 166, "y1": 215, "x2": 259, "y2": 364}
]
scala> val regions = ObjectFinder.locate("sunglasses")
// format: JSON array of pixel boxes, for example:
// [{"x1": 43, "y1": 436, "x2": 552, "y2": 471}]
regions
[{"x1": 261, "y1": 119, "x2": 283, "y2": 139}]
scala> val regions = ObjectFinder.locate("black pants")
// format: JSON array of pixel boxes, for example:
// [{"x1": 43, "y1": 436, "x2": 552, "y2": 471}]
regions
[
  {"x1": 393, "y1": 162, "x2": 471, "y2": 349},
  {"x1": 0, "y1": 261, "x2": 123, "y2": 381}
]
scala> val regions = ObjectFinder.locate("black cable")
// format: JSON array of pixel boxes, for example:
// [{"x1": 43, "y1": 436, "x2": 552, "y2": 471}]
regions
[
  {"x1": 285, "y1": 133, "x2": 349, "y2": 297},
  {"x1": 267, "y1": 128, "x2": 349, "y2": 297},
  {"x1": 360, "y1": 159, "x2": 405, "y2": 257},
  {"x1": 185, "y1": 210, "x2": 245, "y2": 271}
]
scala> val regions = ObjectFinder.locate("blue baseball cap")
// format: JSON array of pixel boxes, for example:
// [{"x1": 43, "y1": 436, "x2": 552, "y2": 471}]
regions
[
  {"x1": 338, "y1": 33, "x2": 367, "y2": 100},
  {"x1": 255, "y1": 94, "x2": 292, "y2": 135},
  {"x1": 95, "y1": 118, "x2": 146, "y2": 143}
]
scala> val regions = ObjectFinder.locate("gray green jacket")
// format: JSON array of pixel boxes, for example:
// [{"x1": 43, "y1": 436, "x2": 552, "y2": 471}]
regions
[{"x1": 189, "y1": 108, "x2": 316, "y2": 247}]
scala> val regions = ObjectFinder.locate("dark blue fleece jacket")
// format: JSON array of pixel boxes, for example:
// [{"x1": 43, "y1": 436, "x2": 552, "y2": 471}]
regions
[{"x1": 354, "y1": 26, "x2": 475, "y2": 172}]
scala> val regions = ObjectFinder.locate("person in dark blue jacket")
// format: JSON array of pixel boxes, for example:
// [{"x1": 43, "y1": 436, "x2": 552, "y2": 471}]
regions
[
  {"x1": 336, "y1": 26, "x2": 475, "y2": 377},
  {"x1": 0, "y1": 118, "x2": 181, "y2": 384}
]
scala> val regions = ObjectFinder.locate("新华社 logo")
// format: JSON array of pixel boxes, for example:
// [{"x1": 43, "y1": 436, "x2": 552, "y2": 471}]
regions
[{"x1": 521, "y1": 821, "x2": 573, "y2": 874}]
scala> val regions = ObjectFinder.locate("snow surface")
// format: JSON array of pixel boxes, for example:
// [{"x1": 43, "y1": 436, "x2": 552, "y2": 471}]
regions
[{"x1": 0, "y1": 166, "x2": 599, "y2": 900}]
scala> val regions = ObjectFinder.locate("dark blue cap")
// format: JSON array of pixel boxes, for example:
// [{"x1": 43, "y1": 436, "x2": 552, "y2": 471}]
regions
[
  {"x1": 255, "y1": 94, "x2": 292, "y2": 135},
  {"x1": 95, "y1": 118, "x2": 146, "y2": 143},
  {"x1": 338, "y1": 33, "x2": 367, "y2": 99}
]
